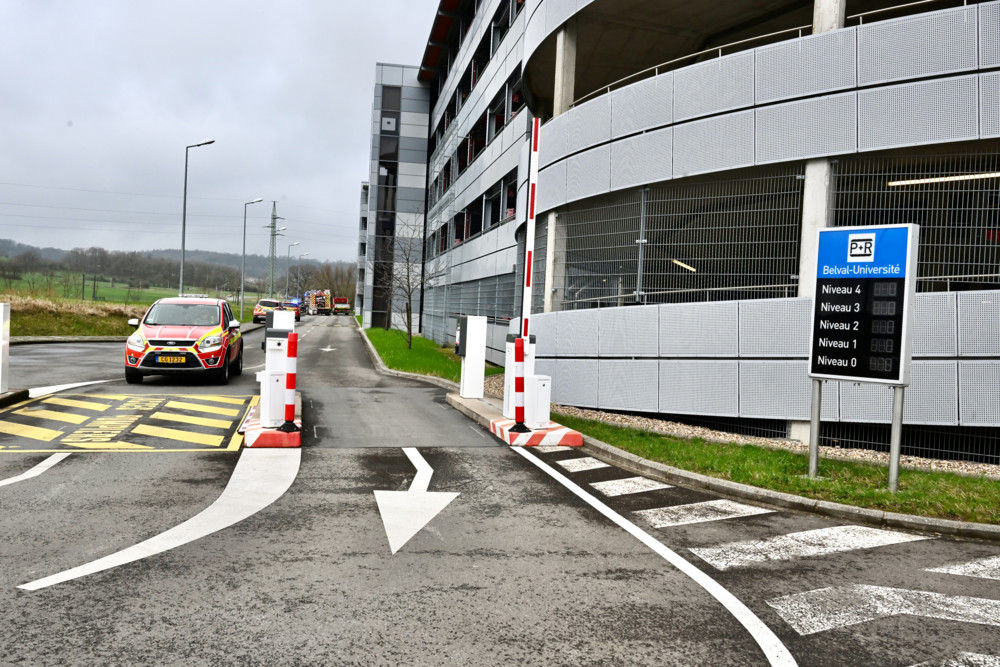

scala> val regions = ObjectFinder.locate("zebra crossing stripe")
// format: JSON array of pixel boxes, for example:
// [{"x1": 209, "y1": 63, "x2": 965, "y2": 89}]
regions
[
  {"x1": 690, "y1": 525, "x2": 931, "y2": 571},
  {"x1": 591, "y1": 476, "x2": 673, "y2": 497},
  {"x1": 926, "y1": 555, "x2": 1000, "y2": 581},
  {"x1": 555, "y1": 456, "x2": 610, "y2": 473},
  {"x1": 635, "y1": 499, "x2": 773, "y2": 528}
]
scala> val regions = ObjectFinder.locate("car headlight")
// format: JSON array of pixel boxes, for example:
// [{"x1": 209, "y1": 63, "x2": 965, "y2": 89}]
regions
[
  {"x1": 127, "y1": 331, "x2": 146, "y2": 351},
  {"x1": 200, "y1": 335, "x2": 224, "y2": 353}
]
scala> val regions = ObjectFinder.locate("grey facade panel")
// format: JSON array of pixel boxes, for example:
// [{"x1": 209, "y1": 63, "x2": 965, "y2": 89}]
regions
[
  {"x1": 659, "y1": 361, "x2": 740, "y2": 417},
  {"x1": 598, "y1": 305, "x2": 659, "y2": 357},
  {"x1": 756, "y1": 92, "x2": 857, "y2": 164},
  {"x1": 958, "y1": 290, "x2": 1000, "y2": 356},
  {"x1": 565, "y1": 144, "x2": 611, "y2": 203},
  {"x1": 983, "y1": 72, "x2": 1000, "y2": 139},
  {"x1": 983, "y1": 1, "x2": 1000, "y2": 68},
  {"x1": 395, "y1": 198, "x2": 425, "y2": 214},
  {"x1": 739, "y1": 361, "x2": 839, "y2": 421},
  {"x1": 537, "y1": 160, "x2": 567, "y2": 213},
  {"x1": 396, "y1": 186, "x2": 426, "y2": 202},
  {"x1": 857, "y1": 6, "x2": 978, "y2": 86},
  {"x1": 399, "y1": 149, "x2": 428, "y2": 163},
  {"x1": 599, "y1": 360, "x2": 659, "y2": 412},
  {"x1": 738, "y1": 299, "x2": 811, "y2": 357},
  {"x1": 558, "y1": 309, "x2": 600, "y2": 356},
  {"x1": 610, "y1": 127, "x2": 672, "y2": 191},
  {"x1": 858, "y1": 76, "x2": 979, "y2": 152},
  {"x1": 540, "y1": 112, "x2": 570, "y2": 167},
  {"x1": 399, "y1": 137, "x2": 429, "y2": 152},
  {"x1": 959, "y1": 361, "x2": 1000, "y2": 426},
  {"x1": 555, "y1": 359, "x2": 600, "y2": 407},
  {"x1": 755, "y1": 27, "x2": 857, "y2": 104},
  {"x1": 841, "y1": 362, "x2": 959, "y2": 425},
  {"x1": 532, "y1": 312, "x2": 558, "y2": 356},
  {"x1": 673, "y1": 51, "x2": 755, "y2": 123},
  {"x1": 659, "y1": 302, "x2": 739, "y2": 357},
  {"x1": 565, "y1": 94, "x2": 612, "y2": 154},
  {"x1": 611, "y1": 72, "x2": 672, "y2": 138},
  {"x1": 673, "y1": 110, "x2": 755, "y2": 178},
  {"x1": 401, "y1": 97, "x2": 428, "y2": 113},
  {"x1": 913, "y1": 292, "x2": 958, "y2": 357}
]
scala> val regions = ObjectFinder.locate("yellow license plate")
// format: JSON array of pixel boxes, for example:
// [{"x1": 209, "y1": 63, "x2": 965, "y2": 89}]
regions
[{"x1": 156, "y1": 355, "x2": 185, "y2": 364}]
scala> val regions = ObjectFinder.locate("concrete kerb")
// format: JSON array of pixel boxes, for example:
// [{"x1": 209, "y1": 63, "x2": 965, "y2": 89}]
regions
[
  {"x1": 357, "y1": 327, "x2": 460, "y2": 393},
  {"x1": 361, "y1": 327, "x2": 1000, "y2": 543}
]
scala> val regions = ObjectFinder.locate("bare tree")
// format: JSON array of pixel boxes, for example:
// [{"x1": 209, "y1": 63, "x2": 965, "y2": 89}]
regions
[{"x1": 381, "y1": 213, "x2": 447, "y2": 348}]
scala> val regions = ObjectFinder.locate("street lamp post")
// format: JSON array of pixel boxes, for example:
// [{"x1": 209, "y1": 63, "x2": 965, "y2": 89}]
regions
[
  {"x1": 296, "y1": 252, "x2": 310, "y2": 297},
  {"x1": 179, "y1": 139, "x2": 215, "y2": 296},
  {"x1": 285, "y1": 242, "x2": 300, "y2": 298},
  {"x1": 240, "y1": 197, "x2": 263, "y2": 320}
]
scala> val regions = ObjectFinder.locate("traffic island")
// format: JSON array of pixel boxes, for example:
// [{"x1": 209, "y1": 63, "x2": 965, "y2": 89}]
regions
[
  {"x1": 239, "y1": 393, "x2": 302, "y2": 448},
  {"x1": 446, "y1": 393, "x2": 581, "y2": 448}
]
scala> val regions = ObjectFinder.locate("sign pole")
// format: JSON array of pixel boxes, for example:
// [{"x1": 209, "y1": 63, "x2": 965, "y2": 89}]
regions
[
  {"x1": 888, "y1": 385, "x2": 905, "y2": 493},
  {"x1": 808, "y1": 378, "x2": 821, "y2": 478}
]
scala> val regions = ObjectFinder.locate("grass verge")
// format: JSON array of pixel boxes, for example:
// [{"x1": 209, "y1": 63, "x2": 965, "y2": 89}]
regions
[
  {"x1": 555, "y1": 413, "x2": 1000, "y2": 525},
  {"x1": 364, "y1": 326, "x2": 503, "y2": 384},
  {"x1": 3, "y1": 295, "x2": 146, "y2": 336}
]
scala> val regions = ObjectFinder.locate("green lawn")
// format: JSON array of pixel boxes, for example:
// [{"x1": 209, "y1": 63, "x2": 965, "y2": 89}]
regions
[{"x1": 364, "y1": 326, "x2": 503, "y2": 383}]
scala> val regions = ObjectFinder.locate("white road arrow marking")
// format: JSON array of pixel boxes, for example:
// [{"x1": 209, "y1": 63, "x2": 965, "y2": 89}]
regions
[
  {"x1": 320, "y1": 346, "x2": 336, "y2": 352},
  {"x1": 19, "y1": 449, "x2": 301, "y2": 591},
  {"x1": 910, "y1": 652, "x2": 1000, "y2": 666},
  {"x1": 926, "y1": 555, "x2": 1000, "y2": 581},
  {"x1": 374, "y1": 448, "x2": 459, "y2": 555},
  {"x1": 0, "y1": 453, "x2": 71, "y2": 488},
  {"x1": 766, "y1": 585, "x2": 1000, "y2": 636}
]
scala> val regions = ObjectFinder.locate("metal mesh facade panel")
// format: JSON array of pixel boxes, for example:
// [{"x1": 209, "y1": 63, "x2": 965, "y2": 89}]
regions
[
  {"x1": 537, "y1": 161, "x2": 566, "y2": 213},
  {"x1": 858, "y1": 76, "x2": 980, "y2": 152},
  {"x1": 755, "y1": 28, "x2": 856, "y2": 104},
  {"x1": 532, "y1": 312, "x2": 558, "y2": 356},
  {"x1": 739, "y1": 362, "x2": 839, "y2": 421},
  {"x1": 565, "y1": 95, "x2": 612, "y2": 154},
  {"x1": 611, "y1": 73, "x2": 673, "y2": 138},
  {"x1": 838, "y1": 362, "x2": 957, "y2": 425},
  {"x1": 673, "y1": 52, "x2": 755, "y2": 122},
  {"x1": 738, "y1": 298, "x2": 811, "y2": 357},
  {"x1": 959, "y1": 361, "x2": 1000, "y2": 425},
  {"x1": 755, "y1": 92, "x2": 857, "y2": 165},
  {"x1": 659, "y1": 361, "x2": 739, "y2": 417},
  {"x1": 598, "y1": 360, "x2": 659, "y2": 412},
  {"x1": 555, "y1": 359, "x2": 599, "y2": 407},
  {"x1": 598, "y1": 305, "x2": 659, "y2": 357},
  {"x1": 983, "y1": 73, "x2": 1000, "y2": 139},
  {"x1": 545, "y1": 0, "x2": 577, "y2": 32},
  {"x1": 983, "y1": 1, "x2": 1000, "y2": 67},
  {"x1": 958, "y1": 290, "x2": 1000, "y2": 356},
  {"x1": 566, "y1": 144, "x2": 611, "y2": 203},
  {"x1": 913, "y1": 292, "x2": 958, "y2": 357},
  {"x1": 857, "y1": 7, "x2": 978, "y2": 87},
  {"x1": 539, "y1": 113, "x2": 569, "y2": 167},
  {"x1": 673, "y1": 111, "x2": 755, "y2": 178},
  {"x1": 659, "y1": 302, "x2": 738, "y2": 357},
  {"x1": 532, "y1": 215, "x2": 548, "y2": 314},
  {"x1": 610, "y1": 127, "x2": 672, "y2": 191},
  {"x1": 557, "y1": 308, "x2": 600, "y2": 356}
]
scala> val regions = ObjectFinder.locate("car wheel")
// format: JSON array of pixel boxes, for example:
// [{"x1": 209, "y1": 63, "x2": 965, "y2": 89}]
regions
[
  {"x1": 125, "y1": 367, "x2": 142, "y2": 384},
  {"x1": 212, "y1": 354, "x2": 230, "y2": 385},
  {"x1": 232, "y1": 347, "x2": 243, "y2": 377}
]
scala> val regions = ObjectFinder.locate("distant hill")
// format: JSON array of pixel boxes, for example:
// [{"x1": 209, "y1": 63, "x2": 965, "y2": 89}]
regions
[{"x1": 0, "y1": 239, "x2": 67, "y2": 263}]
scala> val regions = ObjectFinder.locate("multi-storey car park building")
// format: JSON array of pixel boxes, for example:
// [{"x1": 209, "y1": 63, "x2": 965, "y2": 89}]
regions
[{"x1": 365, "y1": 0, "x2": 1000, "y2": 465}]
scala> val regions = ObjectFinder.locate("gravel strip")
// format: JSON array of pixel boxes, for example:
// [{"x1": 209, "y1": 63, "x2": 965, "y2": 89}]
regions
[{"x1": 483, "y1": 374, "x2": 1000, "y2": 480}]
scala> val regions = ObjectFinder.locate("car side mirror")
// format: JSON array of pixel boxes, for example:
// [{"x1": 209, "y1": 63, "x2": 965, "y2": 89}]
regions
[
  {"x1": 229, "y1": 319, "x2": 240, "y2": 330},
  {"x1": 128, "y1": 318, "x2": 139, "y2": 328}
]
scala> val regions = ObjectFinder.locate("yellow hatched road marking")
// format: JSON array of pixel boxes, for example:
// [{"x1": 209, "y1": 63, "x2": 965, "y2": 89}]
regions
[
  {"x1": 176, "y1": 395, "x2": 250, "y2": 406},
  {"x1": 132, "y1": 424, "x2": 224, "y2": 447},
  {"x1": 88, "y1": 394, "x2": 132, "y2": 400},
  {"x1": 151, "y1": 411, "x2": 233, "y2": 430},
  {"x1": 64, "y1": 441, "x2": 152, "y2": 450},
  {"x1": 13, "y1": 408, "x2": 90, "y2": 425},
  {"x1": 164, "y1": 401, "x2": 240, "y2": 417},
  {"x1": 43, "y1": 397, "x2": 110, "y2": 412},
  {"x1": 0, "y1": 420, "x2": 64, "y2": 442}
]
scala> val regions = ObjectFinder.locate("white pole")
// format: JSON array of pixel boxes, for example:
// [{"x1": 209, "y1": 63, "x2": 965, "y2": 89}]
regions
[{"x1": 519, "y1": 117, "x2": 541, "y2": 338}]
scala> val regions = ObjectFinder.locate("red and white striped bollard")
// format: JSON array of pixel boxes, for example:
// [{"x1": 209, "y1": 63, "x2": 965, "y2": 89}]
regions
[
  {"x1": 278, "y1": 331, "x2": 300, "y2": 432},
  {"x1": 510, "y1": 336, "x2": 530, "y2": 433}
]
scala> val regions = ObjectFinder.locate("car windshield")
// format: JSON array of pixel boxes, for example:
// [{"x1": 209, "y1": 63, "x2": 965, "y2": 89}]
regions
[
  {"x1": 283, "y1": 302, "x2": 297, "y2": 308},
  {"x1": 259, "y1": 300, "x2": 280, "y2": 308},
  {"x1": 144, "y1": 303, "x2": 220, "y2": 327}
]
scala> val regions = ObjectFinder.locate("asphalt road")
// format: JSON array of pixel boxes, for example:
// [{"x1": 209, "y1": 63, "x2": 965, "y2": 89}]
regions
[{"x1": 1, "y1": 316, "x2": 998, "y2": 665}]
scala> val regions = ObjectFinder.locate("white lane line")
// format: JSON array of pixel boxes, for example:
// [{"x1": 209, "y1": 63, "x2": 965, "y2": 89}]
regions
[
  {"x1": 635, "y1": 499, "x2": 773, "y2": 528},
  {"x1": 691, "y1": 525, "x2": 932, "y2": 571},
  {"x1": 469, "y1": 424, "x2": 486, "y2": 439},
  {"x1": 591, "y1": 476, "x2": 673, "y2": 497},
  {"x1": 246, "y1": 363, "x2": 265, "y2": 370},
  {"x1": 766, "y1": 585, "x2": 1000, "y2": 636},
  {"x1": 910, "y1": 653, "x2": 1000, "y2": 667},
  {"x1": 0, "y1": 453, "x2": 72, "y2": 488},
  {"x1": 533, "y1": 445, "x2": 569, "y2": 454},
  {"x1": 926, "y1": 555, "x2": 1000, "y2": 581},
  {"x1": 29, "y1": 380, "x2": 111, "y2": 398},
  {"x1": 555, "y1": 456, "x2": 610, "y2": 473},
  {"x1": 512, "y1": 448, "x2": 796, "y2": 667},
  {"x1": 18, "y1": 448, "x2": 301, "y2": 591}
]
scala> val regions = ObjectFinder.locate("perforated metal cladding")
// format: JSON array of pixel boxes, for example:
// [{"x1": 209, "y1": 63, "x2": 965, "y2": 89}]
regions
[
  {"x1": 598, "y1": 305, "x2": 658, "y2": 357},
  {"x1": 536, "y1": 161, "x2": 566, "y2": 213},
  {"x1": 958, "y1": 291, "x2": 1000, "y2": 356},
  {"x1": 659, "y1": 302, "x2": 738, "y2": 357},
  {"x1": 659, "y1": 361, "x2": 739, "y2": 416},
  {"x1": 599, "y1": 360, "x2": 659, "y2": 412},
  {"x1": 531, "y1": 312, "x2": 558, "y2": 357},
  {"x1": 839, "y1": 381, "x2": 894, "y2": 423},
  {"x1": 959, "y1": 361, "x2": 1000, "y2": 426},
  {"x1": 539, "y1": 114, "x2": 569, "y2": 167},
  {"x1": 565, "y1": 95, "x2": 612, "y2": 154},
  {"x1": 555, "y1": 359, "x2": 600, "y2": 407},
  {"x1": 857, "y1": 7, "x2": 978, "y2": 87},
  {"x1": 673, "y1": 52, "x2": 755, "y2": 123},
  {"x1": 610, "y1": 127, "x2": 672, "y2": 191},
  {"x1": 756, "y1": 92, "x2": 857, "y2": 165},
  {"x1": 982, "y1": 1, "x2": 1000, "y2": 68},
  {"x1": 545, "y1": 0, "x2": 577, "y2": 32},
  {"x1": 838, "y1": 362, "x2": 958, "y2": 424},
  {"x1": 755, "y1": 28, "x2": 856, "y2": 104},
  {"x1": 673, "y1": 111, "x2": 755, "y2": 178},
  {"x1": 913, "y1": 292, "x2": 957, "y2": 357},
  {"x1": 611, "y1": 73, "x2": 673, "y2": 138},
  {"x1": 983, "y1": 73, "x2": 1000, "y2": 139},
  {"x1": 566, "y1": 145, "x2": 611, "y2": 204},
  {"x1": 557, "y1": 308, "x2": 599, "y2": 356},
  {"x1": 739, "y1": 362, "x2": 839, "y2": 421},
  {"x1": 738, "y1": 298, "x2": 811, "y2": 357},
  {"x1": 858, "y1": 76, "x2": 980, "y2": 152},
  {"x1": 535, "y1": 358, "x2": 557, "y2": 387}
]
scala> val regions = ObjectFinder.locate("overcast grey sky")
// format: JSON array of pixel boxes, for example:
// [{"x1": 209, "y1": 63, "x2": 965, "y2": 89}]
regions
[{"x1": 0, "y1": 0, "x2": 439, "y2": 265}]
